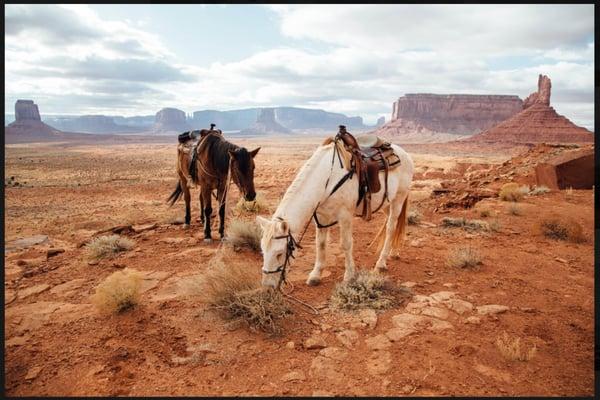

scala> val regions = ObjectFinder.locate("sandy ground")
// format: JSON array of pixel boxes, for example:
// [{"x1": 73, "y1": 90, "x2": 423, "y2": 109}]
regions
[{"x1": 4, "y1": 136, "x2": 594, "y2": 396}]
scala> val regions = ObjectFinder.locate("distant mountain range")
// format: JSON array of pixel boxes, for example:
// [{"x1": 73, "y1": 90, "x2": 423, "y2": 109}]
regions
[{"x1": 4, "y1": 106, "x2": 371, "y2": 135}]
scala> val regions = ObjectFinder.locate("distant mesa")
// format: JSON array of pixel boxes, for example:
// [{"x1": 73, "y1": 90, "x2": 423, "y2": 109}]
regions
[
  {"x1": 6, "y1": 100, "x2": 63, "y2": 141},
  {"x1": 375, "y1": 93, "x2": 523, "y2": 140},
  {"x1": 376, "y1": 116, "x2": 385, "y2": 127},
  {"x1": 240, "y1": 108, "x2": 292, "y2": 135},
  {"x1": 468, "y1": 74, "x2": 594, "y2": 143},
  {"x1": 44, "y1": 115, "x2": 144, "y2": 134},
  {"x1": 152, "y1": 107, "x2": 191, "y2": 134}
]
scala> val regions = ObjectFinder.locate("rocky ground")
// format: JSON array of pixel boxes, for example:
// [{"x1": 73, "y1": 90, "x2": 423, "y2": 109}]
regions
[{"x1": 4, "y1": 136, "x2": 594, "y2": 396}]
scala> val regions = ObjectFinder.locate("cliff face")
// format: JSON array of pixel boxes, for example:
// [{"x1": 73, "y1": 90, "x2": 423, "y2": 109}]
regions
[
  {"x1": 45, "y1": 115, "x2": 144, "y2": 134},
  {"x1": 469, "y1": 75, "x2": 594, "y2": 143},
  {"x1": 152, "y1": 107, "x2": 190, "y2": 133},
  {"x1": 240, "y1": 108, "x2": 292, "y2": 135},
  {"x1": 390, "y1": 94, "x2": 523, "y2": 135},
  {"x1": 15, "y1": 100, "x2": 41, "y2": 121},
  {"x1": 6, "y1": 100, "x2": 61, "y2": 139}
]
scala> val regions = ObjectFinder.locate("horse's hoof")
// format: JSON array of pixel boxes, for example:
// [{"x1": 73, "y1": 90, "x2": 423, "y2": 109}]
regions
[
  {"x1": 306, "y1": 277, "x2": 321, "y2": 286},
  {"x1": 204, "y1": 238, "x2": 213, "y2": 243},
  {"x1": 182, "y1": 224, "x2": 190, "y2": 230}
]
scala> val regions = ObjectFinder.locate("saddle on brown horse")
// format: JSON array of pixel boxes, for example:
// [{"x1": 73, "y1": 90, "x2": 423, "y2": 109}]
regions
[
  {"x1": 178, "y1": 123, "x2": 223, "y2": 143},
  {"x1": 334, "y1": 125, "x2": 401, "y2": 220}
]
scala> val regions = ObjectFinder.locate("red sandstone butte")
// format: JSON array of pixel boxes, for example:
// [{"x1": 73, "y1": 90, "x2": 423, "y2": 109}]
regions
[
  {"x1": 535, "y1": 148, "x2": 594, "y2": 190},
  {"x1": 469, "y1": 75, "x2": 594, "y2": 144}
]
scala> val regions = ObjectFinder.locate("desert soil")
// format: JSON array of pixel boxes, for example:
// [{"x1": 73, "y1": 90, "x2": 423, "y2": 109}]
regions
[{"x1": 4, "y1": 136, "x2": 594, "y2": 396}]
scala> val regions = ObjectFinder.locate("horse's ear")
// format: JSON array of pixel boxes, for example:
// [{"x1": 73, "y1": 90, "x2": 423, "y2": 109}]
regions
[
  {"x1": 256, "y1": 216, "x2": 269, "y2": 231},
  {"x1": 250, "y1": 147, "x2": 261, "y2": 158}
]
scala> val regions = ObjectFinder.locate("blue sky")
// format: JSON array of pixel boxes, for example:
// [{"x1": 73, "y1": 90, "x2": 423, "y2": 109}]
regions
[{"x1": 4, "y1": 4, "x2": 595, "y2": 128}]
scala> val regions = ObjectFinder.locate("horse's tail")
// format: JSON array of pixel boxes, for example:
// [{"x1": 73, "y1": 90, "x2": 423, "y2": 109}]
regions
[
  {"x1": 369, "y1": 194, "x2": 409, "y2": 253},
  {"x1": 167, "y1": 181, "x2": 183, "y2": 206}
]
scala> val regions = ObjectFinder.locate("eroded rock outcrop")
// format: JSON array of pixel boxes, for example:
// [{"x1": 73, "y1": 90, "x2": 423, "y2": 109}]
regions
[
  {"x1": 152, "y1": 107, "x2": 190, "y2": 134},
  {"x1": 6, "y1": 100, "x2": 62, "y2": 140},
  {"x1": 469, "y1": 75, "x2": 593, "y2": 143},
  {"x1": 240, "y1": 108, "x2": 292, "y2": 135}
]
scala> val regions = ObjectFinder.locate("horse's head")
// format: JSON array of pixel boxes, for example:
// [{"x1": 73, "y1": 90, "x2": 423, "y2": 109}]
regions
[
  {"x1": 256, "y1": 216, "x2": 290, "y2": 288},
  {"x1": 228, "y1": 147, "x2": 260, "y2": 201}
]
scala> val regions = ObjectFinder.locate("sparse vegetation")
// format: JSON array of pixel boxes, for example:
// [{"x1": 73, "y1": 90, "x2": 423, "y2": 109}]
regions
[
  {"x1": 495, "y1": 332, "x2": 538, "y2": 361},
  {"x1": 508, "y1": 203, "x2": 523, "y2": 216},
  {"x1": 86, "y1": 234, "x2": 135, "y2": 261},
  {"x1": 192, "y1": 252, "x2": 290, "y2": 333},
  {"x1": 234, "y1": 193, "x2": 269, "y2": 214},
  {"x1": 479, "y1": 208, "x2": 493, "y2": 218},
  {"x1": 446, "y1": 246, "x2": 482, "y2": 269},
  {"x1": 538, "y1": 216, "x2": 585, "y2": 243},
  {"x1": 499, "y1": 183, "x2": 529, "y2": 202},
  {"x1": 330, "y1": 270, "x2": 411, "y2": 310},
  {"x1": 441, "y1": 217, "x2": 466, "y2": 227},
  {"x1": 442, "y1": 217, "x2": 489, "y2": 232},
  {"x1": 529, "y1": 185, "x2": 550, "y2": 196},
  {"x1": 407, "y1": 209, "x2": 422, "y2": 225},
  {"x1": 90, "y1": 268, "x2": 143, "y2": 314},
  {"x1": 489, "y1": 219, "x2": 501, "y2": 232},
  {"x1": 226, "y1": 220, "x2": 262, "y2": 251}
]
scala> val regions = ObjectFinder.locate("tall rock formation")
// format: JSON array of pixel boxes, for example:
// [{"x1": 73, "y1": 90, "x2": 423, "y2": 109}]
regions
[
  {"x1": 469, "y1": 75, "x2": 594, "y2": 143},
  {"x1": 240, "y1": 108, "x2": 292, "y2": 135},
  {"x1": 376, "y1": 116, "x2": 385, "y2": 127},
  {"x1": 389, "y1": 94, "x2": 523, "y2": 134},
  {"x1": 6, "y1": 100, "x2": 62, "y2": 140},
  {"x1": 152, "y1": 107, "x2": 190, "y2": 133}
]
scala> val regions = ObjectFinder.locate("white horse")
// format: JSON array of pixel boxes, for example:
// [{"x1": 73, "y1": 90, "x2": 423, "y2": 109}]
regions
[{"x1": 256, "y1": 135, "x2": 414, "y2": 289}]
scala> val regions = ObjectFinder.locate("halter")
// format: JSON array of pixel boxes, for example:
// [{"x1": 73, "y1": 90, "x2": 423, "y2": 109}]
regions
[{"x1": 261, "y1": 216, "x2": 303, "y2": 288}]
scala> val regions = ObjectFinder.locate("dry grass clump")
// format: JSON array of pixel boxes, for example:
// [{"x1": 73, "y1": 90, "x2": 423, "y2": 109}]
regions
[
  {"x1": 508, "y1": 203, "x2": 523, "y2": 216},
  {"x1": 495, "y1": 332, "x2": 537, "y2": 361},
  {"x1": 499, "y1": 183, "x2": 529, "y2": 202},
  {"x1": 234, "y1": 192, "x2": 269, "y2": 215},
  {"x1": 330, "y1": 270, "x2": 411, "y2": 310},
  {"x1": 90, "y1": 268, "x2": 143, "y2": 314},
  {"x1": 479, "y1": 208, "x2": 493, "y2": 218},
  {"x1": 446, "y1": 246, "x2": 482, "y2": 269},
  {"x1": 537, "y1": 216, "x2": 585, "y2": 243},
  {"x1": 442, "y1": 217, "x2": 489, "y2": 232},
  {"x1": 407, "y1": 209, "x2": 422, "y2": 225},
  {"x1": 226, "y1": 220, "x2": 262, "y2": 251},
  {"x1": 441, "y1": 217, "x2": 466, "y2": 227},
  {"x1": 86, "y1": 234, "x2": 134, "y2": 261},
  {"x1": 489, "y1": 219, "x2": 501, "y2": 232},
  {"x1": 529, "y1": 185, "x2": 550, "y2": 196},
  {"x1": 193, "y1": 254, "x2": 290, "y2": 333}
]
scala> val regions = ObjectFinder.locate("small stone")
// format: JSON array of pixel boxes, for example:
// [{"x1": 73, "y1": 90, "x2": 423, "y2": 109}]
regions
[
  {"x1": 476, "y1": 305, "x2": 509, "y2": 315},
  {"x1": 427, "y1": 319, "x2": 454, "y2": 332},
  {"x1": 410, "y1": 239, "x2": 423, "y2": 248},
  {"x1": 335, "y1": 329, "x2": 359, "y2": 349},
  {"x1": 445, "y1": 299, "x2": 474, "y2": 315},
  {"x1": 442, "y1": 283, "x2": 456, "y2": 288},
  {"x1": 304, "y1": 335, "x2": 327, "y2": 350},
  {"x1": 365, "y1": 335, "x2": 392, "y2": 350},
  {"x1": 132, "y1": 223, "x2": 157, "y2": 233},
  {"x1": 421, "y1": 306, "x2": 449, "y2": 320},
  {"x1": 282, "y1": 370, "x2": 306, "y2": 382},
  {"x1": 286, "y1": 341, "x2": 295, "y2": 349},
  {"x1": 424, "y1": 279, "x2": 436, "y2": 285},
  {"x1": 401, "y1": 281, "x2": 418, "y2": 288},
  {"x1": 25, "y1": 366, "x2": 42, "y2": 380},
  {"x1": 359, "y1": 309, "x2": 378, "y2": 329},
  {"x1": 430, "y1": 291, "x2": 456, "y2": 302},
  {"x1": 385, "y1": 327, "x2": 416, "y2": 341},
  {"x1": 392, "y1": 313, "x2": 429, "y2": 330},
  {"x1": 319, "y1": 347, "x2": 348, "y2": 361},
  {"x1": 46, "y1": 248, "x2": 65, "y2": 258},
  {"x1": 555, "y1": 257, "x2": 568, "y2": 264},
  {"x1": 465, "y1": 316, "x2": 481, "y2": 325},
  {"x1": 18, "y1": 284, "x2": 50, "y2": 299},
  {"x1": 401, "y1": 384, "x2": 415, "y2": 394}
]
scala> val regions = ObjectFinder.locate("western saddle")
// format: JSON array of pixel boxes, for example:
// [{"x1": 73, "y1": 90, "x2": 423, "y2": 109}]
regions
[
  {"x1": 178, "y1": 123, "x2": 223, "y2": 143},
  {"x1": 334, "y1": 125, "x2": 401, "y2": 220}
]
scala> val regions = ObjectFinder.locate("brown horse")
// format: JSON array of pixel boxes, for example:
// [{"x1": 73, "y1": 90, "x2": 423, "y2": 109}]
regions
[
  {"x1": 168, "y1": 129, "x2": 260, "y2": 241},
  {"x1": 167, "y1": 125, "x2": 222, "y2": 228}
]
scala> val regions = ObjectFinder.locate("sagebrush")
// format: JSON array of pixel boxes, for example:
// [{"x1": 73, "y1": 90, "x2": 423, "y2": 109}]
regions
[
  {"x1": 495, "y1": 332, "x2": 537, "y2": 361},
  {"x1": 234, "y1": 193, "x2": 269, "y2": 214},
  {"x1": 407, "y1": 210, "x2": 422, "y2": 225},
  {"x1": 446, "y1": 246, "x2": 482, "y2": 269},
  {"x1": 508, "y1": 203, "x2": 523, "y2": 216},
  {"x1": 90, "y1": 268, "x2": 143, "y2": 314},
  {"x1": 499, "y1": 183, "x2": 529, "y2": 202},
  {"x1": 330, "y1": 270, "x2": 411, "y2": 310},
  {"x1": 192, "y1": 254, "x2": 290, "y2": 333},
  {"x1": 86, "y1": 234, "x2": 134, "y2": 261},
  {"x1": 538, "y1": 216, "x2": 585, "y2": 243},
  {"x1": 226, "y1": 219, "x2": 262, "y2": 251}
]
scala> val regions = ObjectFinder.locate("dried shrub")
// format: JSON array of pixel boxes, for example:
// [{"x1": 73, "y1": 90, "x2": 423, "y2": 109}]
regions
[
  {"x1": 226, "y1": 220, "x2": 262, "y2": 251},
  {"x1": 86, "y1": 234, "x2": 134, "y2": 261},
  {"x1": 441, "y1": 217, "x2": 466, "y2": 227},
  {"x1": 192, "y1": 253, "x2": 290, "y2": 333},
  {"x1": 234, "y1": 192, "x2": 269, "y2": 214},
  {"x1": 529, "y1": 185, "x2": 550, "y2": 196},
  {"x1": 446, "y1": 246, "x2": 482, "y2": 269},
  {"x1": 90, "y1": 268, "x2": 142, "y2": 314},
  {"x1": 538, "y1": 216, "x2": 585, "y2": 243},
  {"x1": 508, "y1": 203, "x2": 523, "y2": 216},
  {"x1": 407, "y1": 210, "x2": 422, "y2": 225},
  {"x1": 489, "y1": 219, "x2": 501, "y2": 232},
  {"x1": 442, "y1": 217, "x2": 489, "y2": 232},
  {"x1": 499, "y1": 183, "x2": 528, "y2": 202},
  {"x1": 495, "y1": 332, "x2": 537, "y2": 361},
  {"x1": 330, "y1": 270, "x2": 411, "y2": 310},
  {"x1": 479, "y1": 208, "x2": 493, "y2": 218}
]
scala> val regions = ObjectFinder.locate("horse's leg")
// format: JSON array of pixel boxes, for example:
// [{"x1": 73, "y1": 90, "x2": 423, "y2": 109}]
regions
[
  {"x1": 202, "y1": 187, "x2": 213, "y2": 242},
  {"x1": 183, "y1": 180, "x2": 192, "y2": 229},
  {"x1": 338, "y1": 211, "x2": 356, "y2": 282},
  {"x1": 307, "y1": 226, "x2": 329, "y2": 286},
  {"x1": 218, "y1": 185, "x2": 226, "y2": 240},
  {"x1": 199, "y1": 187, "x2": 204, "y2": 226},
  {"x1": 374, "y1": 191, "x2": 407, "y2": 271}
]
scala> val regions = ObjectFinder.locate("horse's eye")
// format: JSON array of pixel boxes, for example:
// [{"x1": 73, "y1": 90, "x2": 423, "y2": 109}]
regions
[{"x1": 276, "y1": 253, "x2": 283, "y2": 262}]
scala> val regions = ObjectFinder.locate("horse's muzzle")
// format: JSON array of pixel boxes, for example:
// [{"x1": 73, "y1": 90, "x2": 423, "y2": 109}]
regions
[{"x1": 245, "y1": 192, "x2": 256, "y2": 201}]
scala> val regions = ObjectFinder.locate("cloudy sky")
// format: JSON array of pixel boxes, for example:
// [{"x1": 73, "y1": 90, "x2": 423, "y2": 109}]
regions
[{"x1": 4, "y1": 4, "x2": 595, "y2": 128}]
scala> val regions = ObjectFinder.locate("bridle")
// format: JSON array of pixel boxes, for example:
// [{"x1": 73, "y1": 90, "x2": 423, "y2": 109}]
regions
[{"x1": 261, "y1": 216, "x2": 303, "y2": 288}]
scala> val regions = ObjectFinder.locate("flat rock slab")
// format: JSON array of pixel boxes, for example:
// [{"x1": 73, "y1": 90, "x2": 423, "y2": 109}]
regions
[
  {"x1": 335, "y1": 329, "x2": 359, "y2": 349},
  {"x1": 359, "y1": 309, "x2": 378, "y2": 329},
  {"x1": 304, "y1": 335, "x2": 327, "y2": 350},
  {"x1": 319, "y1": 347, "x2": 349, "y2": 361},
  {"x1": 429, "y1": 291, "x2": 456, "y2": 302},
  {"x1": 385, "y1": 327, "x2": 416, "y2": 341},
  {"x1": 310, "y1": 355, "x2": 344, "y2": 383},
  {"x1": 281, "y1": 370, "x2": 306, "y2": 382},
  {"x1": 476, "y1": 305, "x2": 509, "y2": 315},
  {"x1": 366, "y1": 351, "x2": 392, "y2": 375},
  {"x1": 421, "y1": 306, "x2": 449, "y2": 320},
  {"x1": 365, "y1": 335, "x2": 392, "y2": 350},
  {"x1": 50, "y1": 279, "x2": 86, "y2": 297},
  {"x1": 6, "y1": 235, "x2": 49, "y2": 252},
  {"x1": 132, "y1": 223, "x2": 157, "y2": 233},
  {"x1": 445, "y1": 299, "x2": 473, "y2": 315},
  {"x1": 18, "y1": 284, "x2": 50, "y2": 299}
]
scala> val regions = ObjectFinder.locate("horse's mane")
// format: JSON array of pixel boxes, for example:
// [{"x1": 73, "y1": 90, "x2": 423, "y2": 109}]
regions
[{"x1": 189, "y1": 133, "x2": 239, "y2": 183}]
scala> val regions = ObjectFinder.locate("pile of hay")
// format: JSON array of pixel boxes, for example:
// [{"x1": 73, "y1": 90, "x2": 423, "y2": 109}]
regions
[
  {"x1": 330, "y1": 270, "x2": 411, "y2": 310},
  {"x1": 226, "y1": 220, "x2": 262, "y2": 252}
]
